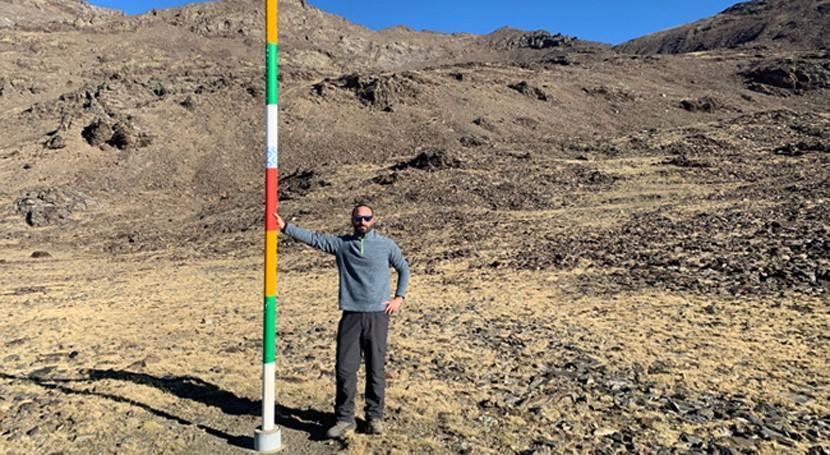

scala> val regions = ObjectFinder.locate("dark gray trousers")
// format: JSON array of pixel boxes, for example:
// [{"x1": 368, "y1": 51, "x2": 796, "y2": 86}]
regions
[{"x1": 335, "y1": 311, "x2": 389, "y2": 423}]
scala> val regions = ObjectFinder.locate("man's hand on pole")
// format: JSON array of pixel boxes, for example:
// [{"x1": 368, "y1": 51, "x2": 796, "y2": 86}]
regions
[
  {"x1": 273, "y1": 212, "x2": 285, "y2": 231},
  {"x1": 384, "y1": 296, "x2": 403, "y2": 314}
]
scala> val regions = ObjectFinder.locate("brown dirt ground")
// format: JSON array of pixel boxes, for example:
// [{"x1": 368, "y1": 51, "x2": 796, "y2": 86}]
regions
[{"x1": 1, "y1": 245, "x2": 828, "y2": 453}]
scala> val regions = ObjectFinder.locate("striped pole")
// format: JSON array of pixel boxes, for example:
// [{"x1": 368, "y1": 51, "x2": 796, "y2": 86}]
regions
[{"x1": 254, "y1": 0, "x2": 282, "y2": 452}]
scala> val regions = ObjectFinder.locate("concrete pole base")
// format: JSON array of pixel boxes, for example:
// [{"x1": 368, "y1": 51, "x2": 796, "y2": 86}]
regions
[{"x1": 254, "y1": 426, "x2": 282, "y2": 453}]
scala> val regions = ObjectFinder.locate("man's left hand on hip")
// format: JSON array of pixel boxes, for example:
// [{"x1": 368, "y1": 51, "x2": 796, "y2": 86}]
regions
[{"x1": 384, "y1": 296, "x2": 404, "y2": 314}]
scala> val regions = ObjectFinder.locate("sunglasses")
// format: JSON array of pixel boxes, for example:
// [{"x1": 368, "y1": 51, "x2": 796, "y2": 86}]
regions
[{"x1": 352, "y1": 215, "x2": 374, "y2": 223}]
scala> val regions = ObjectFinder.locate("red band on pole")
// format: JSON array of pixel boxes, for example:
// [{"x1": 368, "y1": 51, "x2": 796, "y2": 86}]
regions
[{"x1": 265, "y1": 168, "x2": 279, "y2": 231}]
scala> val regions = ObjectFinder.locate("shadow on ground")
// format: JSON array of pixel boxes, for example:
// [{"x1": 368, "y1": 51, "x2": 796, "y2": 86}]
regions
[{"x1": 0, "y1": 368, "x2": 335, "y2": 447}]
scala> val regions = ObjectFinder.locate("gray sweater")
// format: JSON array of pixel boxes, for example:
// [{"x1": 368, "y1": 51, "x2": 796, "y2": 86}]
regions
[{"x1": 283, "y1": 224, "x2": 410, "y2": 312}]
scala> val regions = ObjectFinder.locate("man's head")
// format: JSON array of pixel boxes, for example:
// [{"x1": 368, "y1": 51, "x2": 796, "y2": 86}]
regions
[{"x1": 351, "y1": 204, "x2": 375, "y2": 235}]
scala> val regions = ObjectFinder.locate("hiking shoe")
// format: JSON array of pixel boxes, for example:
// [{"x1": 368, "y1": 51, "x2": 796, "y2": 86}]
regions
[
  {"x1": 367, "y1": 419, "x2": 384, "y2": 435},
  {"x1": 326, "y1": 421, "x2": 356, "y2": 439}
]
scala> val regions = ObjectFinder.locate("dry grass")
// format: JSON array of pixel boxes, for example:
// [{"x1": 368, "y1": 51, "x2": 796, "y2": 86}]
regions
[{"x1": 1, "y1": 248, "x2": 827, "y2": 453}]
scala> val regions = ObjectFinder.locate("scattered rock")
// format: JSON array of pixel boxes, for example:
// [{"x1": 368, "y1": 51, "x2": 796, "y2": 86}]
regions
[
  {"x1": 108, "y1": 122, "x2": 135, "y2": 149},
  {"x1": 392, "y1": 150, "x2": 461, "y2": 172},
  {"x1": 150, "y1": 80, "x2": 167, "y2": 97},
  {"x1": 29, "y1": 366, "x2": 55, "y2": 379},
  {"x1": 4, "y1": 354, "x2": 20, "y2": 363},
  {"x1": 662, "y1": 155, "x2": 708, "y2": 168},
  {"x1": 514, "y1": 116, "x2": 539, "y2": 129},
  {"x1": 245, "y1": 84, "x2": 262, "y2": 98},
  {"x1": 459, "y1": 135, "x2": 486, "y2": 147},
  {"x1": 488, "y1": 29, "x2": 574, "y2": 50},
  {"x1": 773, "y1": 142, "x2": 828, "y2": 156},
  {"x1": 280, "y1": 169, "x2": 330, "y2": 200},
  {"x1": 745, "y1": 59, "x2": 830, "y2": 93},
  {"x1": 109, "y1": 122, "x2": 152, "y2": 150},
  {"x1": 704, "y1": 304, "x2": 718, "y2": 314},
  {"x1": 315, "y1": 72, "x2": 420, "y2": 110},
  {"x1": 81, "y1": 118, "x2": 150, "y2": 150},
  {"x1": 12, "y1": 286, "x2": 48, "y2": 295},
  {"x1": 126, "y1": 359, "x2": 147, "y2": 370},
  {"x1": 14, "y1": 189, "x2": 89, "y2": 227},
  {"x1": 679, "y1": 96, "x2": 720, "y2": 113},
  {"x1": 372, "y1": 172, "x2": 399, "y2": 186},
  {"x1": 81, "y1": 118, "x2": 113, "y2": 147},
  {"x1": 44, "y1": 134, "x2": 66, "y2": 150},
  {"x1": 500, "y1": 198, "x2": 830, "y2": 295},
  {"x1": 507, "y1": 150, "x2": 532, "y2": 160},
  {"x1": 508, "y1": 81, "x2": 549, "y2": 101},
  {"x1": 544, "y1": 54, "x2": 572, "y2": 66},
  {"x1": 472, "y1": 117, "x2": 497, "y2": 132},
  {"x1": 179, "y1": 95, "x2": 195, "y2": 110},
  {"x1": 583, "y1": 85, "x2": 635, "y2": 102},
  {"x1": 6, "y1": 337, "x2": 28, "y2": 347}
]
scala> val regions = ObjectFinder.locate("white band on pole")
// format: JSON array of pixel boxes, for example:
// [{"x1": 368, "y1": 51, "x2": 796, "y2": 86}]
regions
[
  {"x1": 262, "y1": 361, "x2": 276, "y2": 431},
  {"x1": 266, "y1": 106, "x2": 279, "y2": 168}
]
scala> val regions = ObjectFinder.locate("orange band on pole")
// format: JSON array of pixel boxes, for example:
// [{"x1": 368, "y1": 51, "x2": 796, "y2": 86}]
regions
[
  {"x1": 265, "y1": 230, "x2": 278, "y2": 296},
  {"x1": 266, "y1": 0, "x2": 278, "y2": 44}
]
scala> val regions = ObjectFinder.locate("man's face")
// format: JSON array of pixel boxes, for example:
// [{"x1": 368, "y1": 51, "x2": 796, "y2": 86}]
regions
[{"x1": 351, "y1": 206, "x2": 375, "y2": 235}]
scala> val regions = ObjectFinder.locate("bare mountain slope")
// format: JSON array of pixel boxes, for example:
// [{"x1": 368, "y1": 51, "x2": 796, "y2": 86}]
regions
[
  {"x1": 1, "y1": 0, "x2": 828, "y2": 293},
  {"x1": 0, "y1": 0, "x2": 121, "y2": 28},
  {"x1": 616, "y1": 0, "x2": 830, "y2": 54},
  {"x1": 93, "y1": 0, "x2": 603, "y2": 75}
]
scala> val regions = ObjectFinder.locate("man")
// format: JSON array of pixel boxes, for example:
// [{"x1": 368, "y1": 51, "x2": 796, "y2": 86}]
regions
[{"x1": 274, "y1": 204, "x2": 410, "y2": 438}]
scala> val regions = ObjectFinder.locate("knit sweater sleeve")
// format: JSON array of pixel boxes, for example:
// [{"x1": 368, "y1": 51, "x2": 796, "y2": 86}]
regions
[
  {"x1": 389, "y1": 241, "x2": 410, "y2": 297},
  {"x1": 283, "y1": 223, "x2": 342, "y2": 254}
]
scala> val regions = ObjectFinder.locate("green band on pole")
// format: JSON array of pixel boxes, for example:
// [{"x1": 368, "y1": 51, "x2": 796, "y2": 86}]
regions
[
  {"x1": 266, "y1": 44, "x2": 279, "y2": 105},
  {"x1": 263, "y1": 295, "x2": 277, "y2": 363}
]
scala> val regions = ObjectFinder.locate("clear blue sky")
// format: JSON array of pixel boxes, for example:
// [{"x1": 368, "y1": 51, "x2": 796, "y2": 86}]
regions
[{"x1": 88, "y1": 0, "x2": 740, "y2": 44}]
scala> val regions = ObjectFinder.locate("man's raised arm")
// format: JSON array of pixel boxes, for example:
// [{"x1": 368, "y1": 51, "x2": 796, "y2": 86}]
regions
[{"x1": 275, "y1": 213, "x2": 342, "y2": 254}]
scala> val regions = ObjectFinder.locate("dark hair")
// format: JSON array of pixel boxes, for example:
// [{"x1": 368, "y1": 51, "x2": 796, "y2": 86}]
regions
[{"x1": 352, "y1": 203, "x2": 374, "y2": 216}]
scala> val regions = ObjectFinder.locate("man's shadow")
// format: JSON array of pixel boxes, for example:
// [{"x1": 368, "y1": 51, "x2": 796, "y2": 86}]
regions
[{"x1": 0, "y1": 368, "x2": 335, "y2": 448}]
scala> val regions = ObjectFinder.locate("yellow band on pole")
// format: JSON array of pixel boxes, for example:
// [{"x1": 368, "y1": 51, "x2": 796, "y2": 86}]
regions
[
  {"x1": 265, "y1": 230, "x2": 278, "y2": 296},
  {"x1": 266, "y1": 0, "x2": 278, "y2": 44}
]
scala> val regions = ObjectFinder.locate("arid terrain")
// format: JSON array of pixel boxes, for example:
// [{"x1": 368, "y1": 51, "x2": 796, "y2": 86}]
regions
[{"x1": 1, "y1": 0, "x2": 829, "y2": 453}]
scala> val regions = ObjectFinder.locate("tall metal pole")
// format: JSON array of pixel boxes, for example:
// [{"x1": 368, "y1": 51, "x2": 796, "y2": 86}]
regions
[{"x1": 254, "y1": 0, "x2": 282, "y2": 452}]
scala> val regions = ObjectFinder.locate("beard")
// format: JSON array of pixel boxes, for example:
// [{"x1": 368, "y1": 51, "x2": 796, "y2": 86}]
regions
[{"x1": 354, "y1": 225, "x2": 371, "y2": 235}]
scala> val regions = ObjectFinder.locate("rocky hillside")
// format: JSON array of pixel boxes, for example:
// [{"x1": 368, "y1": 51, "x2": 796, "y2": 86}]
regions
[
  {"x1": 616, "y1": 0, "x2": 830, "y2": 54},
  {"x1": 0, "y1": 0, "x2": 121, "y2": 28},
  {"x1": 1, "y1": 0, "x2": 829, "y2": 298}
]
